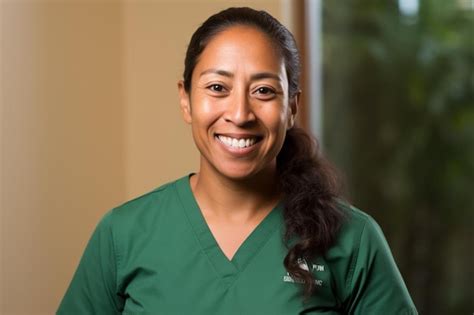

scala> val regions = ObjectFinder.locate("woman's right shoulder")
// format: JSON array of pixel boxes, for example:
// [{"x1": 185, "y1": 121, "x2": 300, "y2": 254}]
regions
[{"x1": 100, "y1": 176, "x2": 188, "y2": 234}]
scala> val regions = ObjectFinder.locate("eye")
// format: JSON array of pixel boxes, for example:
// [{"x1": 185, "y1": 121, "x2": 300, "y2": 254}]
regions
[
  {"x1": 207, "y1": 84, "x2": 225, "y2": 92},
  {"x1": 257, "y1": 87, "x2": 273, "y2": 95},
  {"x1": 254, "y1": 86, "x2": 276, "y2": 99}
]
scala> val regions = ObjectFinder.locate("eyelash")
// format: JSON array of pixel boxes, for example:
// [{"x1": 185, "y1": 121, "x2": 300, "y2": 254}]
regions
[
  {"x1": 254, "y1": 86, "x2": 276, "y2": 96},
  {"x1": 208, "y1": 84, "x2": 226, "y2": 92},
  {"x1": 205, "y1": 84, "x2": 276, "y2": 99}
]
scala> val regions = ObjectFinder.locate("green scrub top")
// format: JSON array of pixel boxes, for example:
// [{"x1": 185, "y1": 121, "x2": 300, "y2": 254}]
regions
[{"x1": 57, "y1": 175, "x2": 417, "y2": 314}]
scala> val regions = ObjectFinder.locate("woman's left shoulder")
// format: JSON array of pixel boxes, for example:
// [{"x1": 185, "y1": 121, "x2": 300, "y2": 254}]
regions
[
  {"x1": 322, "y1": 200, "x2": 393, "y2": 278},
  {"x1": 323, "y1": 201, "x2": 418, "y2": 314},
  {"x1": 333, "y1": 200, "x2": 384, "y2": 241}
]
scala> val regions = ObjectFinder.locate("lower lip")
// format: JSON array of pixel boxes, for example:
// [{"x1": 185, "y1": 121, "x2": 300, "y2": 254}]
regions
[{"x1": 215, "y1": 136, "x2": 260, "y2": 156}]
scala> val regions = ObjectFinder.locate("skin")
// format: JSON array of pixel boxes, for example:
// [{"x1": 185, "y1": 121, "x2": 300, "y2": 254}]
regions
[{"x1": 178, "y1": 25, "x2": 299, "y2": 260}]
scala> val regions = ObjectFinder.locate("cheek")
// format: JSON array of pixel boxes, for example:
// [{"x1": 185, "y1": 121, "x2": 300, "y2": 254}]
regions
[
  {"x1": 261, "y1": 105, "x2": 290, "y2": 133},
  {"x1": 195, "y1": 99, "x2": 214, "y2": 115},
  {"x1": 190, "y1": 96, "x2": 220, "y2": 125}
]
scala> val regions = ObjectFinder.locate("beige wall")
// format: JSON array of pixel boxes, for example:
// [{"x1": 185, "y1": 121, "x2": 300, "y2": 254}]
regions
[
  {"x1": 0, "y1": 2, "x2": 4, "y2": 312},
  {"x1": 1, "y1": 2, "x2": 126, "y2": 314},
  {"x1": 0, "y1": 1, "x2": 287, "y2": 314}
]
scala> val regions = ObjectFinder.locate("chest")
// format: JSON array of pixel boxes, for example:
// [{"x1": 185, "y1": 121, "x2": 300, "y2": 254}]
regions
[
  {"x1": 116, "y1": 219, "x2": 342, "y2": 314},
  {"x1": 206, "y1": 221, "x2": 260, "y2": 260}
]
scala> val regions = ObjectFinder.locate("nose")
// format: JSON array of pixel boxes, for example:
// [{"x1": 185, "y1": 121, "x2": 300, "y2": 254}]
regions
[{"x1": 223, "y1": 89, "x2": 256, "y2": 126}]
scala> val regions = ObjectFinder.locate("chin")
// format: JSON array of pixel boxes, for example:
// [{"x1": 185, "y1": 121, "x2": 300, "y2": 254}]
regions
[
  {"x1": 201, "y1": 156, "x2": 276, "y2": 182},
  {"x1": 210, "y1": 162, "x2": 254, "y2": 180},
  {"x1": 216, "y1": 163, "x2": 273, "y2": 182},
  {"x1": 220, "y1": 169, "x2": 257, "y2": 181}
]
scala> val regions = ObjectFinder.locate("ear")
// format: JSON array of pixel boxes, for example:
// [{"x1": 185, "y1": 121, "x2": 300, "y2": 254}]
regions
[
  {"x1": 178, "y1": 80, "x2": 192, "y2": 124},
  {"x1": 287, "y1": 90, "x2": 300, "y2": 129}
]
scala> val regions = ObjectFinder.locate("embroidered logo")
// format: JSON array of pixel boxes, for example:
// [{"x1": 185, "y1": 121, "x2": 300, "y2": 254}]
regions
[{"x1": 282, "y1": 258, "x2": 325, "y2": 286}]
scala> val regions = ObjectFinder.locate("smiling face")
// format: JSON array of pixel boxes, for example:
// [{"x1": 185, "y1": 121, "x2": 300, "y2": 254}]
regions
[{"x1": 178, "y1": 25, "x2": 298, "y2": 181}]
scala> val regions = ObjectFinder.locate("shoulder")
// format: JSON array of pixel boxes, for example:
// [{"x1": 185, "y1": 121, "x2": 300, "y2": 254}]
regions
[
  {"x1": 112, "y1": 179, "x2": 175, "y2": 218},
  {"x1": 102, "y1": 176, "x2": 189, "y2": 236},
  {"x1": 90, "y1": 176, "x2": 192, "y2": 271},
  {"x1": 335, "y1": 200, "x2": 382, "y2": 243},
  {"x1": 330, "y1": 202, "x2": 417, "y2": 314},
  {"x1": 332, "y1": 200, "x2": 393, "y2": 261},
  {"x1": 334, "y1": 201, "x2": 393, "y2": 270},
  {"x1": 323, "y1": 201, "x2": 387, "y2": 293},
  {"x1": 323, "y1": 201, "x2": 381, "y2": 262}
]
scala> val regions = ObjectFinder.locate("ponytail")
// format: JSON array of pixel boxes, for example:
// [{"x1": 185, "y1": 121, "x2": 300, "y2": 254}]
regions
[{"x1": 277, "y1": 127, "x2": 346, "y2": 297}]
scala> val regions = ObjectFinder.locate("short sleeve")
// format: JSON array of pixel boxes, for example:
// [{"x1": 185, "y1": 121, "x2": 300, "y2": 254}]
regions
[
  {"x1": 344, "y1": 216, "x2": 418, "y2": 315},
  {"x1": 57, "y1": 211, "x2": 124, "y2": 314}
]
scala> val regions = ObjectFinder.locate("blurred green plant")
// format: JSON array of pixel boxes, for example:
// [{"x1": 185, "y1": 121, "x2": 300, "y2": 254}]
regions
[{"x1": 322, "y1": 1, "x2": 473, "y2": 314}]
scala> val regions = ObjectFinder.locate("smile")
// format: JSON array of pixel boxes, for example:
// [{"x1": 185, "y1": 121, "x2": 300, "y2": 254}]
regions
[{"x1": 216, "y1": 135, "x2": 260, "y2": 149}]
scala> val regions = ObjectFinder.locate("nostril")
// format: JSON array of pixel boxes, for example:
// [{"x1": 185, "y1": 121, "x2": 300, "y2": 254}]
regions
[{"x1": 223, "y1": 104, "x2": 256, "y2": 125}]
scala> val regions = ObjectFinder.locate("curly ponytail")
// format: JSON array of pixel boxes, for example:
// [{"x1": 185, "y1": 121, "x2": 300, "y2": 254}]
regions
[{"x1": 277, "y1": 127, "x2": 345, "y2": 297}]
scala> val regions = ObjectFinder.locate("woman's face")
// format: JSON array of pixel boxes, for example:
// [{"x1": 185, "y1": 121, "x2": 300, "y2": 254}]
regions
[{"x1": 178, "y1": 25, "x2": 298, "y2": 181}]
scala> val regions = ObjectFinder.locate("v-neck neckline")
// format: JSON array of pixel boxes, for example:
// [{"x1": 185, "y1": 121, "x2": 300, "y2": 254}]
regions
[{"x1": 175, "y1": 174, "x2": 283, "y2": 281}]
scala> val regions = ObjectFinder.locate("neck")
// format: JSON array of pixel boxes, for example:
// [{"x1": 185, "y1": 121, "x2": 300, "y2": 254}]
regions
[{"x1": 190, "y1": 165, "x2": 280, "y2": 222}]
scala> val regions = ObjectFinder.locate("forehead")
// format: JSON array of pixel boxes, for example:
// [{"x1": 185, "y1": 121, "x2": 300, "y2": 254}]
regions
[{"x1": 195, "y1": 25, "x2": 284, "y2": 74}]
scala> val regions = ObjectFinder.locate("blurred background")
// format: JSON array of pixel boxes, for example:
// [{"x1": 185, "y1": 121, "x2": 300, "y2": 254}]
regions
[
  {"x1": 322, "y1": 1, "x2": 473, "y2": 314},
  {"x1": 0, "y1": 0, "x2": 472, "y2": 314}
]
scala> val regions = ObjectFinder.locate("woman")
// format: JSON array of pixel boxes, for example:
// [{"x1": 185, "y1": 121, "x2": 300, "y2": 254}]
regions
[{"x1": 58, "y1": 7, "x2": 417, "y2": 314}]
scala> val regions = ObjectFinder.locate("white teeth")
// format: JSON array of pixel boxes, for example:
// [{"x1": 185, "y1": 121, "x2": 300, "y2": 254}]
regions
[{"x1": 217, "y1": 135, "x2": 258, "y2": 148}]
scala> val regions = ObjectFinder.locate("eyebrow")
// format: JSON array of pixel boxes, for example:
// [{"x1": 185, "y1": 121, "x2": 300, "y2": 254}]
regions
[
  {"x1": 199, "y1": 69, "x2": 233, "y2": 78},
  {"x1": 250, "y1": 72, "x2": 281, "y2": 82},
  {"x1": 199, "y1": 68, "x2": 281, "y2": 82}
]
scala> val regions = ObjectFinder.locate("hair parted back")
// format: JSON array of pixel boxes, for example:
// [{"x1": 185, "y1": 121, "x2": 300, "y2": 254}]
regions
[
  {"x1": 183, "y1": 7, "x2": 300, "y2": 98},
  {"x1": 182, "y1": 7, "x2": 345, "y2": 298}
]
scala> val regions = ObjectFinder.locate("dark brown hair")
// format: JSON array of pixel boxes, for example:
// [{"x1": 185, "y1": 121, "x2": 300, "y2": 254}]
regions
[{"x1": 182, "y1": 7, "x2": 345, "y2": 298}]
